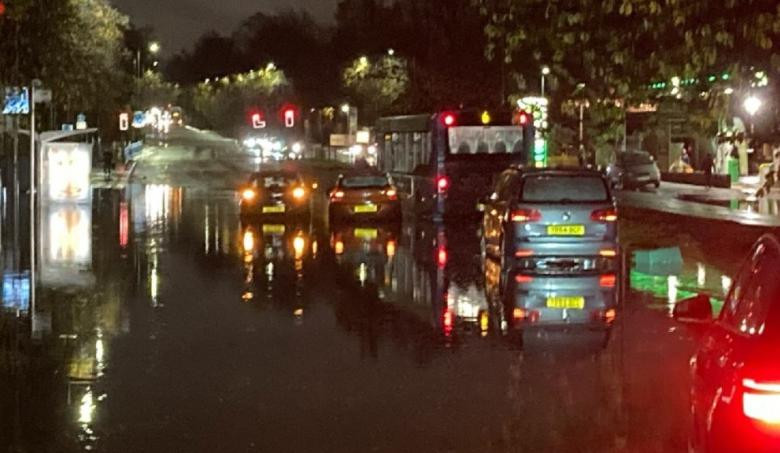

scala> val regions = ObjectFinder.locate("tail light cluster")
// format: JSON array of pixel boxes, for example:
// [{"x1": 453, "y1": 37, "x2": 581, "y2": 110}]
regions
[
  {"x1": 330, "y1": 190, "x2": 345, "y2": 201},
  {"x1": 591, "y1": 207, "x2": 618, "y2": 222},
  {"x1": 242, "y1": 189, "x2": 257, "y2": 201},
  {"x1": 743, "y1": 378, "x2": 780, "y2": 424},
  {"x1": 511, "y1": 208, "x2": 541, "y2": 223},
  {"x1": 383, "y1": 188, "x2": 398, "y2": 200}
]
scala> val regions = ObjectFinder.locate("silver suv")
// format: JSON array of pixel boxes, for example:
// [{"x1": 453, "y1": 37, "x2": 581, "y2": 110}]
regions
[{"x1": 482, "y1": 168, "x2": 618, "y2": 276}]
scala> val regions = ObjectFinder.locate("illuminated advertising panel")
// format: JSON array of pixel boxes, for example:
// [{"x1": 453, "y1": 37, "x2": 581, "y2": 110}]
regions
[
  {"x1": 43, "y1": 142, "x2": 93, "y2": 203},
  {"x1": 40, "y1": 204, "x2": 95, "y2": 287}
]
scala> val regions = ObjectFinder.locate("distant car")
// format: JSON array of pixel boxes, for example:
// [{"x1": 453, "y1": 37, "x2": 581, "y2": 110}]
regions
[
  {"x1": 482, "y1": 167, "x2": 619, "y2": 280},
  {"x1": 328, "y1": 172, "x2": 401, "y2": 223},
  {"x1": 673, "y1": 235, "x2": 780, "y2": 453},
  {"x1": 239, "y1": 170, "x2": 311, "y2": 220},
  {"x1": 605, "y1": 151, "x2": 661, "y2": 189}
]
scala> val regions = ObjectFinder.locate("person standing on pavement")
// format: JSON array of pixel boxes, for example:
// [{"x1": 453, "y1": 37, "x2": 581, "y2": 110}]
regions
[
  {"x1": 701, "y1": 152, "x2": 715, "y2": 189},
  {"x1": 103, "y1": 147, "x2": 114, "y2": 180}
]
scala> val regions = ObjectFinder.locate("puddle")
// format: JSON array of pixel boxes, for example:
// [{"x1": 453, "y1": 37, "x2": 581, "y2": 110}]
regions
[{"x1": 677, "y1": 193, "x2": 780, "y2": 216}]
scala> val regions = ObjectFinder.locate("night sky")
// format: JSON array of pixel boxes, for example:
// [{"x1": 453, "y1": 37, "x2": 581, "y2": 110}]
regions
[{"x1": 110, "y1": 0, "x2": 340, "y2": 54}]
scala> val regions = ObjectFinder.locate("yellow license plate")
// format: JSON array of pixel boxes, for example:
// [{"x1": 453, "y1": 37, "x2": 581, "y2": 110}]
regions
[
  {"x1": 354, "y1": 228, "x2": 378, "y2": 240},
  {"x1": 354, "y1": 204, "x2": 378, "y2": 213},
  {"x1": 547, "y1": 224, "x2": 585, "y2": 236},
  {"x1": 546, "y1": 296, "x2": 585, "y2": 310},
  {"x1": 262, "y1": 224, "x2": 285, "y2": 234},
  {"x1": 262, "y1": 205, "x2": 286, "y2": 214}
]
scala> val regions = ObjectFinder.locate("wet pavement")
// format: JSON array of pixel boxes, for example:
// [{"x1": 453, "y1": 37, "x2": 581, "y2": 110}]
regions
[{"x1": 0, "y1": 156, "x2": 753, "y2": 452}]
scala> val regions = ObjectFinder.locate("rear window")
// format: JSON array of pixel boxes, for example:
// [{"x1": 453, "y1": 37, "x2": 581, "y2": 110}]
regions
[
  {"x1": 341, "y1": 176, "x2": 389, "y2": 188},
  {"x1": 520, "y1": 175, "x2": 609, "y2": 203},
  {"x1": 253, "y1": 173, "x2": 297, "y2": 189},
  {"x1": 619, "y1": 153, "x2": 653, "y2": 166}
]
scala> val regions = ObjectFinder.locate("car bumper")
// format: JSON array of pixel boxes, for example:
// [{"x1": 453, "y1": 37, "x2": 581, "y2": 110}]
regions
[
  {"x1": 330, "y1": 202, "x2": 401, "y2": 221},
  {"x1": 240, "y1": 203, "x2": 310, "y2": 218}
]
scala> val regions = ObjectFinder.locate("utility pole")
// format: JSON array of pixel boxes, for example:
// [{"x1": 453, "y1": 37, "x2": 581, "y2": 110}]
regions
[{"x1": 29, "y1": 82, "x2": 36, "y2": 316}]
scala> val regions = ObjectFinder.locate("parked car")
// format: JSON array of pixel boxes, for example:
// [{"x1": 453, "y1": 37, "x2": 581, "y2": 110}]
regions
[
  {"x1": 673, "y1": 234, "x2": 780, "y2": 453},
  {"x1": 328, "y1": 172, "x2": 401, "y2": 223},
  {"x1": 605, "y1": 151, "x2": 661, "y2": 189},
  {"x1": 239, "y1": 170, "x2": 311, "y2": 221},
  {"x1": 482, "y1": 167, "x2": 619, "y2": 280}
]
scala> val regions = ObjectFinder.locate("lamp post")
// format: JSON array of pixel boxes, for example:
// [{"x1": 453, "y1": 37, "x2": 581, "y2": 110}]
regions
[
  {"x1": 137, "y1": 42, "x2": 161, "y2": 77},
  {"x1": 541, "y1": 66, "x2": 550, "y2": 98},
  {"x1": 743, "y1": 95, "x2": 762, "y2": 135}
]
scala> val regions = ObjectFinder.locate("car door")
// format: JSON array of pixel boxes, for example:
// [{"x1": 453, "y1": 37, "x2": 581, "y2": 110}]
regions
[{"x1": 694, "y1": 242, "x2": 772, "y2": 430}]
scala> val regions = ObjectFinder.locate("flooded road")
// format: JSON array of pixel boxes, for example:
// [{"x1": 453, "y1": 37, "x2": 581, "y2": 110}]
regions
[{"x1": 0, "y1": 180, "x2": 747, "y2": 452}]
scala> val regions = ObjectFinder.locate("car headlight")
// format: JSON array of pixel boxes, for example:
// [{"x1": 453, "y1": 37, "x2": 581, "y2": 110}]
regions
[{"x1": 242, "y1": 189, "x2": 256, "y2": 201}]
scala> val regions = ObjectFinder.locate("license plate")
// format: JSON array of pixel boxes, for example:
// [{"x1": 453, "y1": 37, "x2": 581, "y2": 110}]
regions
[
  {"x1": 547, "y1": 224, "x2": 585, "y2": 236},
  {"x1": 262, "y1": 224, "x2": 285, "y2": 234},
  {"x1": 354, "y1": 204, "x2": 378, "y2": 214},
  {"x1": 354, "y1": 228, "x2": 378, "y2": 240},
  {"x1": 262, "y1": 205, "x2": 286, "y2": 214},
  {"x1": 546, "y1": 296, "x2": 585, "y2": 310}
]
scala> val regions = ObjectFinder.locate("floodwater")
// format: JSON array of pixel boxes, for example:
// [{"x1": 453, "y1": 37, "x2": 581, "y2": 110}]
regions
[{"x1": 0, "y1": 178, "x2": 747, "y2": 452}]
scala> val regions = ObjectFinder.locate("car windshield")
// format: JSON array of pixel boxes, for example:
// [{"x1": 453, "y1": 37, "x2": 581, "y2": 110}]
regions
[
  {"x1": 341, "y1": 175, "x2": 389, "y2": 188},
  {"x1": 448, "y1": 126, "x2": 524, "y2": 155},
  {"x1": 619, "y1": 153, "x2": 654, "y2": 166},
  {"x1": 520, "y1": 175, "x2": 609, "y2": 203}
]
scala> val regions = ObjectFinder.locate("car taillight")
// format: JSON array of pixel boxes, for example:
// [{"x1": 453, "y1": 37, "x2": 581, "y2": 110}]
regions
[
  {"x1": 384, "y1": 188, "x2": 398, "y2": 200},
  {"x1": 591, "y1": 207, "x2": 618, "y2": 222},
  {"x1": 515, "y1": 249, "x2": 534, "y2": 258},
  {"x1": 292, "y1": 187, "x2": 306, "y2": 199},
  {"x1": 511, "y1": 209, "x2": 541, "y2": 223},
  {"x1": 515, "y1": 274, "x2": 534, "y2": 284},
  {"x1": 242, "y1": 189, "x2": 256, "y2": 201},
  {"x1": 599, "y1": 249, "x2": 617, "y2": 258},
  {"x1": 513, "y1": 308, "x2": 540, "y2": 322},
  {"x1": 437, "y1": 176, "x2": 450, "y2": 193},
  {"x1": 331, "y1": 190, "x2": 345, "y2": 201},
  {"x1": 599, "y1": 274, "x2": 617, "y2": 288},
  {"x1": 743, "y1": 379, "x2": 780, "y2": 424}
]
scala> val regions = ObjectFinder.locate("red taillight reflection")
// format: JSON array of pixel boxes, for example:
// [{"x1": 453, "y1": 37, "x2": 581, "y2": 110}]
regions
[
  {"x1": 515, "y1": 249, "x2": 534, "y2": 258},
  {"x1": 511, "y1": 209, "x2": 541, "y2": 223},
  {"x1": 437, "y1": 246, "x2": 448, "y2": 268},
  {"x1": 743, "y1": 379, "x2": 780, "y2": 424},
  {"x1": 599, "y1": 249, "x2": 617, "y2": 258},
  {"x1": 443, "y1": 308, "x2": 454, "y2": 335},
  {"x1": 513, "y1": 308, "x2": 539, "y2": 323},
  {"x1": 385, "y1": 188, "x2": 398, "y2": 200},
  {"x1": 515, "y1": 274, "x2": 534, "y2": 284},
  {"x1": 437, "y1": 176, "x2": 450, "y2": 192},
  {"x1": 599, "y1": 274, "x2": 617, "y2": 288},
  {"x1": 591, "y1": 208, "x2": 618, "y2": 222}
]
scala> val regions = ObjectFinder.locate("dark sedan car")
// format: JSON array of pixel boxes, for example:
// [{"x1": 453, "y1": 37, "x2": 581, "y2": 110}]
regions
[
  {"x1": 328, "y1": 172, "x2": 401, "y2": 223},
  {"x1": 674, "y1": 234, "x2": 780, "y2": 453},
  {"x1": 605, "y1": 150, "x2": 661, "y2": 189},
  {"x1": 239, "y1": 170, "x2": 311, "y2": 221}
]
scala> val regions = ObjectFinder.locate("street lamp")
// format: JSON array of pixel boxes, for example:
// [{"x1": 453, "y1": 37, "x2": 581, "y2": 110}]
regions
[
  {"x1": 541, "y1": 66, "x2": 550, "y2": 98},
  {"x1": 743, "y1": 95, "x2": 762, "y2": 134},
  {"x1": 388, "y1": 48, "x2": 395, "y2": 56},
  {"x1": 149, "y1": 42, "x2": 161, "y2": 54},
  {"x1": 341, "y1": 104, "x2": 350, "y2": 114}
]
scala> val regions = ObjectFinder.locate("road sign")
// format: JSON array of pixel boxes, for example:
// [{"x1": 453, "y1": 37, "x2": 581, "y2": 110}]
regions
[
  {"x1": 132, "y1": 111, "x2": 145, "y2": 128},
  {"x1": 34, "y1": 89, "x2": 52, "y2": 104},
  {"x1": 119, "y1": 112, "x2": 129, "y2": 131},
  {"x1": 2, "y1": 87, "x2": 30, "y2": 115},
  {"x1": 76, "y1": 113, "x2": 87, "y2": 130}
]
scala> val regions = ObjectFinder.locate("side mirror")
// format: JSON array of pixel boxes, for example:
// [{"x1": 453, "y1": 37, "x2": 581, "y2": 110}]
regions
[{"x1": 673, "y1": 293, "x2": 713, "y2": 323}]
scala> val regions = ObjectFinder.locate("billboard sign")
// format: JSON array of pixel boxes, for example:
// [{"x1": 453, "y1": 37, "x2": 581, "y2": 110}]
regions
[
  {"x1": 43, "y1": 142, "x2": 93, "y2": 203},
  {"x1": 2, "y1": 272, "x2": 30, "y2": 312},
  {"x1": 2, "y1": 87, "x2": 30, "y2": 115}
]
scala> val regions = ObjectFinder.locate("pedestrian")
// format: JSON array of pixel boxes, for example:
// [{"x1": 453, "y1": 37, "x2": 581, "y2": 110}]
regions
[
  {"x1": 701, "y1": 152, "x2": 714, "y2": 189},
  {"x1": 103, "y1": 147, "x2": 114, "y2": 180}
]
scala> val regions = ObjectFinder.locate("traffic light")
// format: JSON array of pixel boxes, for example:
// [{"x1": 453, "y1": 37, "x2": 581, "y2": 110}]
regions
[
  {"x1": 247, "y1": 108, "x2": 266, "y2": 129},
  {"x1": 0, "y1": 2, "x2": 6, "y2": 16},
  {"x1": 284, "y1": 108, "x2": 295, "y2": 128}
]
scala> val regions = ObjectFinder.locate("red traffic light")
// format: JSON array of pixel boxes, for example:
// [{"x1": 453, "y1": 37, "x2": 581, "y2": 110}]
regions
[
  {"x1": 514, "y1": 110, "x2": 531, "y2": 126},
  {"x1": 0, "y1": 2, "x2": 6, "y2": 16},
  {"x1": 441, "y1": 112, "x2": 456, "y2": 127},
  {"x1": 279, "y1": 104, "x2": 299, "y2": 128}
]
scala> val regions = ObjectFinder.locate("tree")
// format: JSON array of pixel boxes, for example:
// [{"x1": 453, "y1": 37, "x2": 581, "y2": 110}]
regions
[
  {"x1": 131, "y1": 71, "x2": 181, "y2": 110},
  {"x1": 479, "y1": 0, "x2": 780, "y2": 159},
  {"x1": 190, "y1": 64, "x2": 291, "y2": 135},
  {"x1": 343, "y1": 55, "x2": 410, "y2": 123},
  {"x1": 0, "y1": 0, "x2": 129, "y2": 126},
  {"x1": 165, "y1": 31, "x2": 244, "y2": 85}
]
